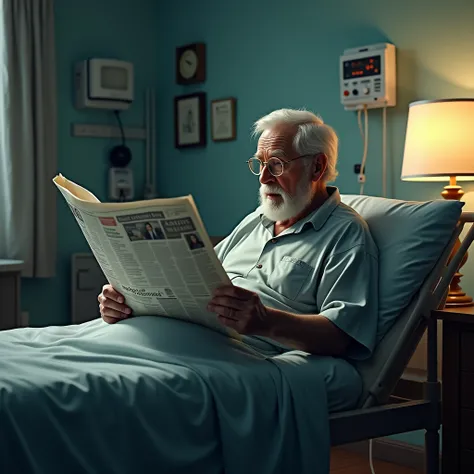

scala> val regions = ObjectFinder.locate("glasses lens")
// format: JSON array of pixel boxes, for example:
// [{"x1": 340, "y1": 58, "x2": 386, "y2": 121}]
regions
[
  {"x1": 248, "y1": 158, "x2": 262, "y2": 175},
  {"x1": 267, "y1": 158, "x2": 284, "y2": 176}
]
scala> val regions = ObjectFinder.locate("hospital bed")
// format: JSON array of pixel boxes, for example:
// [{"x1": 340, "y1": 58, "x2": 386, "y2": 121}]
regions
[
  {"x1": 1, "y1": 194, "x2": 473, "y2": 474},
  {"x1": 332, "y1": 194, "x2": 474, "y2": 474}
]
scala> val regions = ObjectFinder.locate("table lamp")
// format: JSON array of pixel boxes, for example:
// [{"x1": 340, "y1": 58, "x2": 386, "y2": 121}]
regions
[{"x1": 401, "y1": 98, "x2": 474, "y2": 307}]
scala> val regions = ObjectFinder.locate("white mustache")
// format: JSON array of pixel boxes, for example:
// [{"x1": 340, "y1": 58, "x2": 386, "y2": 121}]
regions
[{"x1": 260, "y1": 185, "x2": 283, "y2": 195}]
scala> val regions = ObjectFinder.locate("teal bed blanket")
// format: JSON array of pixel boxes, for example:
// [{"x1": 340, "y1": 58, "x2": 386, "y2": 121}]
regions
[{"x1": 0, "y1": 316, "x2": 360, "y2": 474}]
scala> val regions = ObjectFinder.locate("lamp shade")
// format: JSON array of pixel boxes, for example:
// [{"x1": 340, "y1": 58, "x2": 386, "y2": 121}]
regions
[{"x1": 401, "y1": 99, "x2": 474, "y2": 182}]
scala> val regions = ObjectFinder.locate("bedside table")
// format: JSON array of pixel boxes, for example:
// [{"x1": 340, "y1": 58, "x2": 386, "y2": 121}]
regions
[
  {"x1": 0, "y1": 259, "x2": 23, "y2": 330},
  {"x1": 433, "y1": 305, "x2": 474, "y2": 474}
]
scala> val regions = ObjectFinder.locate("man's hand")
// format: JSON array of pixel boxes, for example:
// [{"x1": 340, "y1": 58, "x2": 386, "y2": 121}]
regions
[
  {"x1": 207, "y1": 285, "x2": 270, "y2": 336},
  {"x1": 208, "y1": 285, "x2": 351, "y2": 356},
  {"x1": 98, "y1": 284, "x2": 133, "y2": 324}
]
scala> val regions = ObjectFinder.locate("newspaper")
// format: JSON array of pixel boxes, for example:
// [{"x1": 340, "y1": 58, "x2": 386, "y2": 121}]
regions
[{"x1": 53, "y1": 174, "x2": 238, "y2": 339}]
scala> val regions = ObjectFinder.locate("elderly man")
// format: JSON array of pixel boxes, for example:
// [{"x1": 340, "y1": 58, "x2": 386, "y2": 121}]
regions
[{"x1": 99, "y1": 108, "x2": 378, "y2": 361}]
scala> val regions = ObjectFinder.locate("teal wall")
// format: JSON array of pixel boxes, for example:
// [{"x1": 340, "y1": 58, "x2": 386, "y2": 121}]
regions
[
  {"x1": 20, "y1": 0, "x2": 474, "y2": 448},
  {"x1": 22, "y1": 0, "x2": 160, "y2": 326},
  {"x1": 154, "y1": 0, "x2": 474, "y2": 216}
]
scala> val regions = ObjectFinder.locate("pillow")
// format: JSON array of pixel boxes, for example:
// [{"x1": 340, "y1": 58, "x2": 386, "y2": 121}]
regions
[{"x1": 340, "y1": 194, "x2": 464, "y2": 343}]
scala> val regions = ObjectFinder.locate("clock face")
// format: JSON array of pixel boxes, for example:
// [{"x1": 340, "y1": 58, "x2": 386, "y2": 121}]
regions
[{"x1": 179, "y1": 49, "x2": 198, "y2": 80}]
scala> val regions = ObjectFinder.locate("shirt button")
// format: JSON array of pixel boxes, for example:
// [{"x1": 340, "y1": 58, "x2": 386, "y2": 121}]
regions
[
  {"x1": 271, "y1": 238, "x2": 278, "y2": 244},
  {"x1": 256, "y1": 264, "x2": 262, "y2": 269}
]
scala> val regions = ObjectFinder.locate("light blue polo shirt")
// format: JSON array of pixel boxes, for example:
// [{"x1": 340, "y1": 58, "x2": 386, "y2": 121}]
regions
[{"x1": 214, "y1": 186, "x2": 379, "y2": 360}]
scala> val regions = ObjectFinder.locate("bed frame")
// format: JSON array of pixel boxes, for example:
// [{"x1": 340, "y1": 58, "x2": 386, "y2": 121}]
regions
[{"x1": 329, "y1": 211, "x2": 474, "y2": 473}]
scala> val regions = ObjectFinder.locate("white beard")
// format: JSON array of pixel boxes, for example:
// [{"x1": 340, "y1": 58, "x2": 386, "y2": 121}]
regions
[{"x1": 258, "y1": 178, "x2": 314, "y2": 222}]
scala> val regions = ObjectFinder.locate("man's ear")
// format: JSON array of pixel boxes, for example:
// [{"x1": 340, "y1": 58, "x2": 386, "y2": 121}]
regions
[{"x1": 312, "y1": 154, "x2": 327, "y2": 181}]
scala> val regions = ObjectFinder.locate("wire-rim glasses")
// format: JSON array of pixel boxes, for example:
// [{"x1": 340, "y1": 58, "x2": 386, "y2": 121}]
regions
[{"x1": 247, "y1": 154, "x2": 315, "y2": 177}]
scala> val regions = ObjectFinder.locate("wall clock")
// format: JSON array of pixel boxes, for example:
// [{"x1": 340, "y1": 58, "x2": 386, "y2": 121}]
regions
[{"x1": 176, "y1": 43, "x2": 206, "y2": 85}]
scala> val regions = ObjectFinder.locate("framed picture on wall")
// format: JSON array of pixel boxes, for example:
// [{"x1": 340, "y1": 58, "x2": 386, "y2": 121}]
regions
[
  {"x1": 174, "y1": 92, "x2": 206, "y2": 148},
  {"x1": 211, "y1": 98, "x2": 236, "y2": 142}
]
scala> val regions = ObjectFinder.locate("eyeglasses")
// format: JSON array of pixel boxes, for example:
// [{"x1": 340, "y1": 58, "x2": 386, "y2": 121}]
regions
[{"x1": 247, "y1": 154, "x2": 315, "y2": 177}]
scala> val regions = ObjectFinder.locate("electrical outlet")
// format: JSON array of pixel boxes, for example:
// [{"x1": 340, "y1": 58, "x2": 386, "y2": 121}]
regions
[{"x1": 71, "y1": 123, "x2": 146, "y2": 140}]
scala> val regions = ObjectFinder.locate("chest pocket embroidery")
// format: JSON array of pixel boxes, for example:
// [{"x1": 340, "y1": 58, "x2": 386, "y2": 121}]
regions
[{"x1": 266, "y1": 256, "x2": 313, "y2": 301}]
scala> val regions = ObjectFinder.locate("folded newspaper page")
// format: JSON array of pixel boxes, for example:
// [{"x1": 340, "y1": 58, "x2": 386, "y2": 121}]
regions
[{"x1": 53, "y1": 174, "x2": 238, "y2": 339}]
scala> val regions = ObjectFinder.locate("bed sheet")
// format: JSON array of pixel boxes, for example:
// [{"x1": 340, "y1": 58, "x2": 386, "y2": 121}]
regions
[{"x1": 0, "y1": 316, "x2": 361, "y2": 474}]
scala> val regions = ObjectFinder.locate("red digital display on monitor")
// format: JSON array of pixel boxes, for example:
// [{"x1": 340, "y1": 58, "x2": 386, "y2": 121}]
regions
[{"x1": 343, "y1": 55, "x2": 381, "y2": 79}]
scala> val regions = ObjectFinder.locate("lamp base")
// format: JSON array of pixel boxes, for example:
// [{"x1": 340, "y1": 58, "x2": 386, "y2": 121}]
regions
[
  {"x1": 445, "y1": 294, "x2": 474, "y2": 306},
  {"x1": 445, "y1": 269, "x2": 474, "y2": 307},
  {"x1": 442, "y1": 179, "x2": 474, "y2": 308},
  {"x1": 441, "y1": 184, "x2": 465, "y2": 200}
]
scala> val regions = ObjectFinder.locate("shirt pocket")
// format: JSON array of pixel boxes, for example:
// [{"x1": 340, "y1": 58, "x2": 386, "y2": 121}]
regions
[{"x1": 266, "y1": 256, "x2": 313, "y2": 301}]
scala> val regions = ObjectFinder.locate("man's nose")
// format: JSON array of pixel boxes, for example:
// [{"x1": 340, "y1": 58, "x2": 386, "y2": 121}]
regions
[{"x1": 259, "y1": 164, "x2": 274, "y2": 185}]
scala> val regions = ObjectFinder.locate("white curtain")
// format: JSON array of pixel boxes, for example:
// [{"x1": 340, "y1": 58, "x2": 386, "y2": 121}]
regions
[{"x1": 0, "y1": 0, "x2": 57, "y2": 277}]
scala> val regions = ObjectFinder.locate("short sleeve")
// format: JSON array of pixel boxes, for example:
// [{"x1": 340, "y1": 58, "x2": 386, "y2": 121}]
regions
[
  {"x1": 214, "y1": 236, "x2": 231, "y2": 262},
  {"x1": 317, "y1": 245, "x2": 378, "y2": 360}
]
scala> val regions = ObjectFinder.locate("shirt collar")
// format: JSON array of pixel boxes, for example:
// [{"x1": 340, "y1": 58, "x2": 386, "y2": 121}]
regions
[{"x1": 258, "y1": 186, "x2": 341, "y2": 233}]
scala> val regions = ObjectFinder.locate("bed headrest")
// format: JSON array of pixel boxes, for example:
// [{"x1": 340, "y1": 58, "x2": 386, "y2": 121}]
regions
[{"x1": 340, "y1": 194, "x2": 463, "y2": 343}]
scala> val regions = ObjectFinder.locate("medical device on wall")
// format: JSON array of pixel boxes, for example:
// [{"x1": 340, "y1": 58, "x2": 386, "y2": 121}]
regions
[
  {"x1": 108, "y1": 110, "x2": 134, "y2": 201},
  {"x1": 340, "y1": 43, "x2": 396, "y2": 111},
  {"x1": 75, "y1": 58, "x2": 134, "y2": 110},
  {"x1": 339, "y1": 43, "x2": 396, "y2": 199},
  {"x1": 109, "y1": 167, "x2": 134, "y2": 201}
]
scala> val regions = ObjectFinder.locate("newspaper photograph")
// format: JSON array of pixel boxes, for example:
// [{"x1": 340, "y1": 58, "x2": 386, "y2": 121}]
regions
[{"x1": 53, "y1": 174, "x2": 236, "y2": 339}]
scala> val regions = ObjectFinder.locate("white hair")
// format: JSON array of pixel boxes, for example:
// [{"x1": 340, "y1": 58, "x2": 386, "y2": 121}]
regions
[{"x1": 253, "y1": 108, "x2": 339, "y2": 183}]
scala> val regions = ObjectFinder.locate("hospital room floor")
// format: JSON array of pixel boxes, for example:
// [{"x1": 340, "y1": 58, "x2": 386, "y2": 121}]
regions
[{"x1": 330, "y1": 448, "x2": 422, "y2": 473}]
